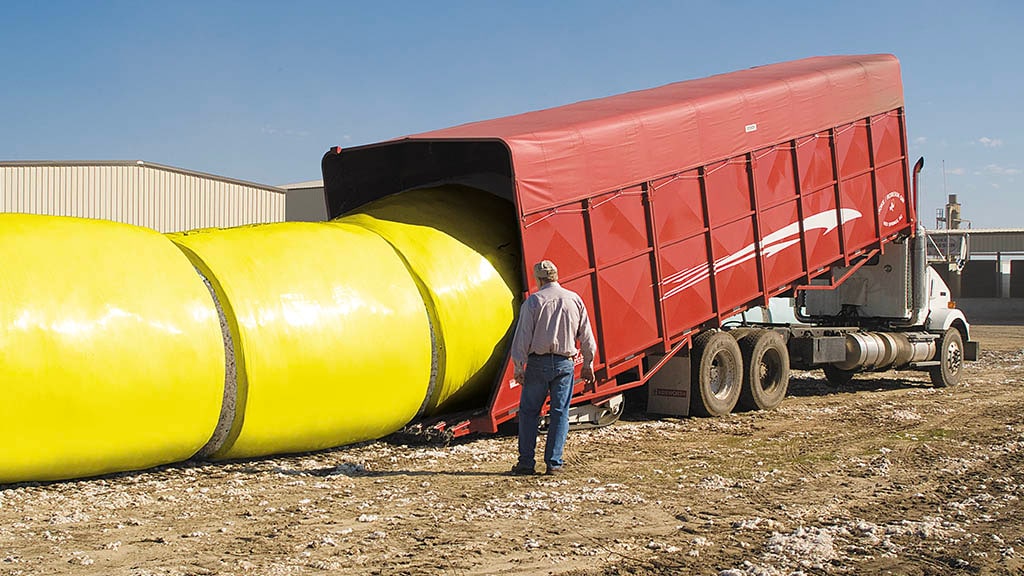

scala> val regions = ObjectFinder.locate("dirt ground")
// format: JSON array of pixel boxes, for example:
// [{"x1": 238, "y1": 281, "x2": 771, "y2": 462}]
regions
[{"x1": 3, "y1": 324, "x2": 1024, "y2": 576}]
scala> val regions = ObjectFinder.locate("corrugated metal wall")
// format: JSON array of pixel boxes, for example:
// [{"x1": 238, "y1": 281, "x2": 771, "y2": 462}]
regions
[{"x1": 0, "y1": 162, "x2": 286, "y2": 232}]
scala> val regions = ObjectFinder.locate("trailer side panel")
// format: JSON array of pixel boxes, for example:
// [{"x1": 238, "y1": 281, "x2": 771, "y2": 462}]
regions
[{"x1": 321, "y1": 55, "x2": 913, "y2": 433}]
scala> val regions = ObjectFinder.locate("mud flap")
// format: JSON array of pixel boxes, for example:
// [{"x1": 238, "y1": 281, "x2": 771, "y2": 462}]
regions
[
  {"x1": 965, "y1": 340, "x2": 980, "y2": 362},
  {"x1": 645, "y1": 354, "x2": 691, "y2": 417}
]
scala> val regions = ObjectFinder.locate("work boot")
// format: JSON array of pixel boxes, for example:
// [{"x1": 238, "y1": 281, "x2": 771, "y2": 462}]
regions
[{"x1": 545, "y1": 465, "x2": 564, "y2": 476}]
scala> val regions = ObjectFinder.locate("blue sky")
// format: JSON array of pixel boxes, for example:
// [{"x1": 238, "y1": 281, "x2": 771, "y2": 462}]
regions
[{"x1": 2, "y1": 1, "x2": 1021, "y2": 228}]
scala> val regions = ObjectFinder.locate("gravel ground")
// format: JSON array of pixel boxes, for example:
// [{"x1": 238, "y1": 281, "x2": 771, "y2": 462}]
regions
[{"x1": 2, "y1": 325, "x2": 1023, "y2": 575}]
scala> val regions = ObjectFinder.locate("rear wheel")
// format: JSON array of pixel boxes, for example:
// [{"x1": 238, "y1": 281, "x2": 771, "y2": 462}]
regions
[
  {"x1": 930, "y1": 328, "x2": 964, "y2": 387},
  {"x1": 737, "y1": 330, "x2": 790, "y2": 411},
  {"x1": 690, "y1": 331, "x2": 743, "y2": 417},
  {"x1": 725, "y1": 327, "x2": 757, "y2": 343}
]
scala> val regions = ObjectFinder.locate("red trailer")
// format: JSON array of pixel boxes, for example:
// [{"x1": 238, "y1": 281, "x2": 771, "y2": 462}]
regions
[{"x1": 322, "y1": 54, "x2": 975, "y2": 436}]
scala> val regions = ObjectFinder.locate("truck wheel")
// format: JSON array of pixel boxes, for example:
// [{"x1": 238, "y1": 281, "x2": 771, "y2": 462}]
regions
[
  {"x1": 930, "y1": 328, "x2": 964, "y2": 387},
  {"x1": 823, "y1": 364, "x2": 857, "y2": 386},
  {"x1": 690, "y1": 331, "x2": 742, "y2": 417},
  {"x1": 726, "y1": 327, "x2": 756, "y2": 342},
  {"x1": 736, "y1": 330, "x2": 790, "y2": 411}
]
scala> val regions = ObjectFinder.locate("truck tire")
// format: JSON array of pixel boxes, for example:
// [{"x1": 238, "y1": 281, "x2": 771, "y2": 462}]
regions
[
  {"x1": 736, "y1": 330, "x2": 790, "y2": 411},
  {"x1": 725, "y1": 327, "x2": 757, "y2": 342},
  {"x1": 823, "y1": 364, "x2": 857, "y2": 386},
  {"x1": 690, "y1": 331, "x2": 742, "y2": 417},
  {"x1": 930, "y1": 328, "x2": 964, "y2": 387}
]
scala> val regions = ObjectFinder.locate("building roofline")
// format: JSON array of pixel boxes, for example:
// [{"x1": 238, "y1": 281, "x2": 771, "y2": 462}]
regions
[
  {"x1": 927, "y1": 228, "x2": 1024, "y2": 235},
  {"x1": 279, "y1": 179, "x2": 324, "y2": 190},
  {"x1": 0, "y1": 160, "x2": 286, "y2": 194}
]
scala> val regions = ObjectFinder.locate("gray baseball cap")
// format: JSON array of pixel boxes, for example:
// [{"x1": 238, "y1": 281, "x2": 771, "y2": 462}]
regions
[{"x1": 533, "y1": 260, "x2": 558, "y2": 280}]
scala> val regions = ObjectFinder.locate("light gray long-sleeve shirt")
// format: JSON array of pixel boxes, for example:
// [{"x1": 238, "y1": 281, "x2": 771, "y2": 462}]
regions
[{"x1": 510, "y1": 281, "x2": 597, "y2": 373}]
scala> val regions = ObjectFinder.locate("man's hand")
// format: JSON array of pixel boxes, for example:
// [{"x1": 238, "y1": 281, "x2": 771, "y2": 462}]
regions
[
  {"x1": 581, "y1": 365, "x2": 595, "y2": 383},
  {"x1": 514, "y1": 370, "x2": 525, "y2": 385}
]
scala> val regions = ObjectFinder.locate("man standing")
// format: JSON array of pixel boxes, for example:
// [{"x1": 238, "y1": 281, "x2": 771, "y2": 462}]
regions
[{"x1": 509, "y1": 260, "x2": 597, "y2": 476}]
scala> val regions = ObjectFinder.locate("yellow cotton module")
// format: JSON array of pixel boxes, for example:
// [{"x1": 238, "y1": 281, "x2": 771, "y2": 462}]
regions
[
  {"x1": 0, "y1": 214, "x2": 225, "y2": 483},
  {"x1": 170, "y1": 222, "x2": 434, "y2": 460},
  {"x1": 0, "y1": 186, "x2": 520, "y2": 482},
  {"x1": 340, "y1": 187, "x2": 521, "y2": 414}
]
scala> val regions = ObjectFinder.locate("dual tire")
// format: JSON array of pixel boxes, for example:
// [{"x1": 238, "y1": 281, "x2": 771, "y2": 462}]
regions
[{"x1": 690, "y1": 330, "x2": 790, "y2": 416}]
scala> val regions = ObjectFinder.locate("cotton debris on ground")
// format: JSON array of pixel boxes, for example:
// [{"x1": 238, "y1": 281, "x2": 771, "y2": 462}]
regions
[{"x1": 1, "y1": 326, "x2": 1024, "y2": 575}]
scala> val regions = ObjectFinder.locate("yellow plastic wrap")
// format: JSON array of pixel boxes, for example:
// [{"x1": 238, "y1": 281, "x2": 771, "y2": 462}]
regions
[
  {"x1": 340, "y1": 186, "x2": 521, "y2": 414},
  {"x1": 170, "y1": 222, "x2": 432, "y2": 460},
  {"x1": 0, "y1": 214, "x2": 225, "y2": 483}
]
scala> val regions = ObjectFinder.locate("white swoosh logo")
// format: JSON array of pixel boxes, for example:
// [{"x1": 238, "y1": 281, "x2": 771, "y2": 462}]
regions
[{"x1": 660, "y1": 208, "x2": 861, "y2": 301}]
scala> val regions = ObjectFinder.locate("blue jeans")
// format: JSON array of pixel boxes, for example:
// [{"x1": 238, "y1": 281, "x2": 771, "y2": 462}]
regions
[{"x1": 517, "y1": 354, "x2": 575, "y2": 469}]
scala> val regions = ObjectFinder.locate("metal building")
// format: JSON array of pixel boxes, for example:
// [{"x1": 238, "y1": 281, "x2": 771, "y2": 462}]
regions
[
  {"x1": 0, "y1": 161, "x2": 286, "y2": 232},
  {"x1": 928, "y1": 227, "x2": 1024, "y2": 299},
  {"x1": 279, "y1": 179, "x2": 327, "y2": 222}
]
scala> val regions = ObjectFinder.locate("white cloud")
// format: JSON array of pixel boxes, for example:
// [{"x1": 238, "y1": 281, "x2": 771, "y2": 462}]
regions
[
  {"x1": 913, "y1": 136, "x2": 927, "y2": 145},
  {"x1": 982, "y1": 164, "x2": 1022, "y2": 176},
  {"x1": 261, "y1": 125, "x2": 311, "y2": 138},
  {"x1": 977, "y1": 137, "x2": 1003, "y2": 148},
  {"x1": 948, "y1": 167, "x2": 965, "y2": 176}
]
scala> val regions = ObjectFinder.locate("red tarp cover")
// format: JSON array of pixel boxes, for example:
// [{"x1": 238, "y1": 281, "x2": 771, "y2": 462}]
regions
[{"x1": 409, "y1": 54, "x2": 903, "y2": 215}]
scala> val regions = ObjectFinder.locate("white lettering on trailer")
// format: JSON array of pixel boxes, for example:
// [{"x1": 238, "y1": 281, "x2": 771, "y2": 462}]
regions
[
  {"x1": 877, "y1": 190, "x2": 906, "y2": 228},
  {"x1": 659, "y1": 208, "x2": 863, "y2": 301}
]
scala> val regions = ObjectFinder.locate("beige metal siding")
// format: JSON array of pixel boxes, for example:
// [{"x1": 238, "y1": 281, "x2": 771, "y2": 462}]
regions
[{"x1": 0, "y1": 163, "x2": 286, "y2": 232}]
